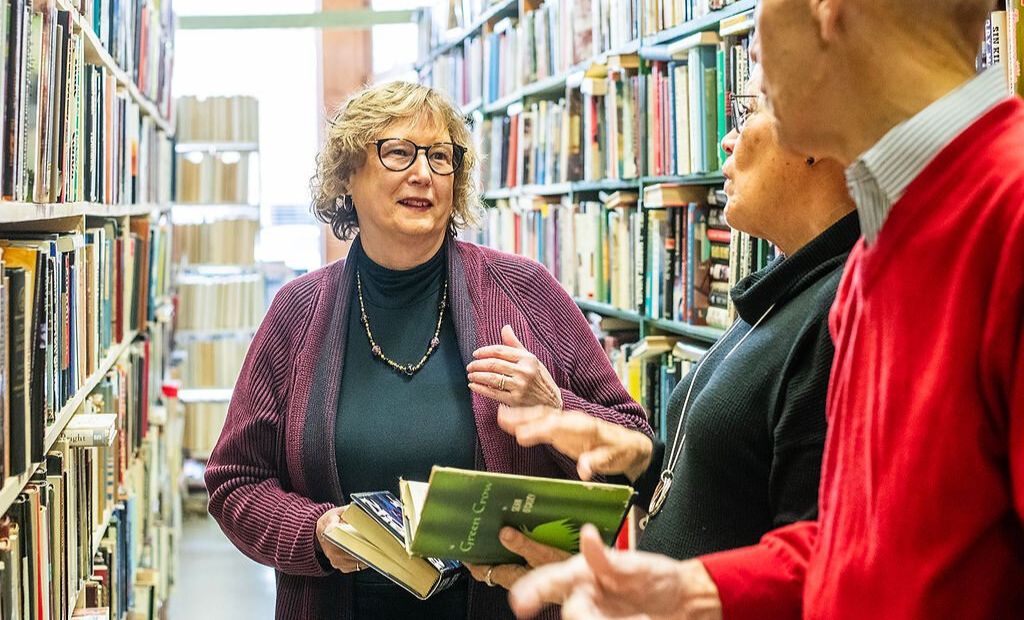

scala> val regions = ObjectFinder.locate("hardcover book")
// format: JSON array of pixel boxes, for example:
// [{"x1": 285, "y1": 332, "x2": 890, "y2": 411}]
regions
[
  {"x1": 321, "y1": 491, "x2": 463, "y2": 600},
  {"x1": 400, "y1": 466, "x2": 634, "y2": 565}
]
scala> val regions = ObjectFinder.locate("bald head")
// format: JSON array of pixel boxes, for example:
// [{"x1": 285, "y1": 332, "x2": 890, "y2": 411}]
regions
[{"x1": 884, "y1": 0, "x2": 994, "y2": 57}]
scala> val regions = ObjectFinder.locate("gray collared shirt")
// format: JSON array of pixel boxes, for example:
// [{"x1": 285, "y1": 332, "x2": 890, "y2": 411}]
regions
[{"x1": 845, "y1": 66, "x2": 1009, "y2": 243}]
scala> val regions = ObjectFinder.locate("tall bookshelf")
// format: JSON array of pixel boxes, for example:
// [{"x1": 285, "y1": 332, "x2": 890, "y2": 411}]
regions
[
  {"x1": 419, "y1": 0, "x2": 767, "y2": 442},
  {"x1": 0, "y1": 0, "x2": 180, "y2": 618},
  {"x1": 171, "y1": 95, "x2": 264, "y2": 514}
]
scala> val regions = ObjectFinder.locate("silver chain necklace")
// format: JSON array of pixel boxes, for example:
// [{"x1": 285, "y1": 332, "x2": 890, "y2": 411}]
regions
[{"x1": 641, "y1": 302, "x2": 777, "y2": 529}]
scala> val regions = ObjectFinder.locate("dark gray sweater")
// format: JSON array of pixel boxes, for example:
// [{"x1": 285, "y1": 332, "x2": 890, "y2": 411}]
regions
[{"x1": 637, "y1": 212, "x2": 860, "y2": 560}]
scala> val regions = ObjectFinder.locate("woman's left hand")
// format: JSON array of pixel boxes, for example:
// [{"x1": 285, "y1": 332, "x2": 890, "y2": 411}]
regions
[
  {"x1": 466, "y1": 526, "x2": 572, "y2": 590},
  {"x1": 468, "y1": 325, "x2": 563, "y2": 408}
]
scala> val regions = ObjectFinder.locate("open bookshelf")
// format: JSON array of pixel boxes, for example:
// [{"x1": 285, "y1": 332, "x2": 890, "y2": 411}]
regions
[
  {"x1": 171, "y1": 95, "x2": 264, "y2": 514},
  {"x1": 0, "y1": 0, "x2": 179, "y2": 617},
  {"x1": 419, "y1": 0, "x2": 771, "y2": 442}
]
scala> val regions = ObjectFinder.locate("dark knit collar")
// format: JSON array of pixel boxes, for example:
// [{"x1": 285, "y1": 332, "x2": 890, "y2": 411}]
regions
[
  {"x1": 355, "y1": 240, "x2": 447, "y2": 308},
  {"x1": 731, "y1": 211, "x2": 860, "y2": 323}
]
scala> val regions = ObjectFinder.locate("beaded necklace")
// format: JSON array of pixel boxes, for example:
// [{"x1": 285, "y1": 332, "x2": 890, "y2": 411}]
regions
[{"x1": 356, "y1": 272, "x2": 448, "y2": 376}]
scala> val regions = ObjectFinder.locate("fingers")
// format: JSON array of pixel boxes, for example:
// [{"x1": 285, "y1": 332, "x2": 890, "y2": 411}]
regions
[
  {"x1": 500, "y1": 527, "x2": 572, "y2": 567},
  {"x1": 469, "y1": 381, "x2": 515, "y2": 406},
  {"x1": 496, "y1": 405, "x2": 550, "y2": 434},
  {"x1": 466, "y1": 357, "x2": 519, "y2": 376},
  {"x1": 579, "y1": 524, "x2": 620, "y2": 592},
  {"x1": 472, "y1": 344, "x2": 523, "y2": 363},
  {"x1": 467, "y1": 371, "x2": 520, "y2": 392},
  {"x1": 514, "y1": 411, "x2": 598, "y2": 450},
  {"x1": 577, "y1": 446, "x2": 619, "y2": 481},
  {"x1": 508, "y1": 554, "x2": 592, "y2": 618},
  {"x1": 502, "y1": 324, "x2": 526, "y2": 349}
]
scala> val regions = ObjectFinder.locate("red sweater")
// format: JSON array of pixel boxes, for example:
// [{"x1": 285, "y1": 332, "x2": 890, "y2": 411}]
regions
[{"x1": 702, "y1": 98, "x2": 1024, "y2": 618}]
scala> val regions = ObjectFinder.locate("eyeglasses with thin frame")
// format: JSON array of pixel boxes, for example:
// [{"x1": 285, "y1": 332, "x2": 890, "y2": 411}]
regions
[
  {"x1": 368, "y1": 138, "x2": 466, "y2": 175},
  {"x1": 730, "y1": 94, "x2": 759, "y2": 133}
]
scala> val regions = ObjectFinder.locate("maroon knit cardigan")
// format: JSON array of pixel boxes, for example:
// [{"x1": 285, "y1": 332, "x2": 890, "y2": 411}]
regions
[{"x1": 205, "y1": 236, "x2": 650, "y2": 619}]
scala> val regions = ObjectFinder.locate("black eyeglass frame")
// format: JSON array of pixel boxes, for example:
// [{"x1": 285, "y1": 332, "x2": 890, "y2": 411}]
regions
[
  {"x1": 368, "y1": 138, "x2": 467, "y2": 175},
  {"x1": 730, "y1": 94, "x2": 759, "y2": 133}
]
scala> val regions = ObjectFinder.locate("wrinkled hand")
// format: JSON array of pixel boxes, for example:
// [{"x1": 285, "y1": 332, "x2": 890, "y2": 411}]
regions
[
  {"x1": 497, "y1": 405, "x2": 653, "y2": 482},
  {"x1": 508, "y1": 525, "x2": 722, "y2": 620},
  {"x1": 466, "y1": 527, "x2": 572, "y2": 589},
  {"x1": 468, "y1": 325, "x2": 563, "y2": 408},
  {"x1": 315, "y1": 506, "x2": 367, "y2": 574}
]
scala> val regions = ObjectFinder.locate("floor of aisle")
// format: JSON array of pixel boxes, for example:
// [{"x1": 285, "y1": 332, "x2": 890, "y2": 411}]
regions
[{"x1": 168, "y1": 514, "x2": 277, "y2": 620}]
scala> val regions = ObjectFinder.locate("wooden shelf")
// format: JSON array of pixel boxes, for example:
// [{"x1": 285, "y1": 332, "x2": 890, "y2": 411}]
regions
[
  {"x1": 643, "y1": 0, "x2": 758, "y2": 47},
  {"x1": 178, "y1": 388, "x2": 234, "y2": 403},
  {"x1": 415, "y1": 0, "x2": 518, "y2": 70},
  {"x1": 0, "y1": 202, "x2": 166, "y2": 224},
  {"x1": 175, "y1": 328, "x2": 256, "y2": 342},
  {"x1": 55, "y1": 0, "x2": 173, "y2": 135},
  {"x1": 646, "y1": 317, "x2": 724, "y2": 344},
  {"x1": 0, "y1": 331, "x2": 140, "y2": 516},
  {"x1": 640, "y1": 173, "x2": 725, "y2": 186},
  {"x1": 175, "y1": 141, "x2": 259, "y2": 153},
  {"x1": 575, "y1": 299, "x2": 644, "y2": 323}
]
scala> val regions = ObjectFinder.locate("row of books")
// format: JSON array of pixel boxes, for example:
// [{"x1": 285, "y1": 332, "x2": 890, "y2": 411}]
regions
[
  {"x1": 65, "y1": 0, "x2": 176, "y2": 120},
  {"x1": 174, "y1": 273, "x2": 265, "y2": 331},
  {"x1": 0, "y1": 2, "x2": 173, "y2": 204},
  {"x1": 172, "y1": 217, "x2": 259, "y2": 267},
  {"x1": 462, "y1": 183, "x2": 773, "y2": 329},
  {"x1": 642, "y1": 0, "x2": 746, "y2": 37},
  {"x1": 0, "y1": 215, "x2": 169, "y2": 487},
  {"x1": 421, "y1": 0, "x2": 644, "y2": 107},
  {"x1": 979, "y1": 5, "x2": 1024, "y2": 95},
  {"x1": 174, "y1": 152, "x2": 254, "y2": 205},
  {"x1": 174, "y1": 95, "x2": 259, "y2": 144},
  {"x1": 0, "y1": 334, "x2": 175, "y2": 620},
  {"x1": 175, "y1": 338, "x2": 248, "y2": 389},
  {"x1": 475, "y1": 29, "x2": 751, "y2": 191},
  {"x1": 182, "y1": 400, "x2": 226, "y2": 459}
]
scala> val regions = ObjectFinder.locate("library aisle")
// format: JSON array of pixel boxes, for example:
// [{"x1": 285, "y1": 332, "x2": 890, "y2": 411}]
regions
[
  {"x1": 166, "y1": 517, "x2": 274, "y2": 620},
  {"x1": 0, "y1": 0, "x2": 1019, "y2": 619}
]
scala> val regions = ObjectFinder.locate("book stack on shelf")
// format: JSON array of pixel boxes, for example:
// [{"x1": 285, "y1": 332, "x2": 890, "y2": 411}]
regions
[
  {"x1": 171, "y1": 95, "x2": 264, "y2": 511},
  {"x1": 420, "y1": 0, "x2": 783, "y2": 446},
  {"x1": 0, "y1": 0, "x2": 180, "y2": 617},
  {"x1": 978, "y1": 1, "x2": 1024, "y2": 95}
]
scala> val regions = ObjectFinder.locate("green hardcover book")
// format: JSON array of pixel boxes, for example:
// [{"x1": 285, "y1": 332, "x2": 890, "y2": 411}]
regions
[
  {"x1": 400, "y1": 466, "x2": 634, "y2": 565},
  {"x1": 716, "y1": 47, "x2": 728, "y2": 170}
]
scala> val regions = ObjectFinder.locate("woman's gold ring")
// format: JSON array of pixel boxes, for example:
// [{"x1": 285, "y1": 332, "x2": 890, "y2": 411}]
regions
[
  {"x1": 498, "y1": 375, "x2": 507, "y2": 391},
  {"x1": 485, "y1": 565, "x2": 496, "y2": 587}
]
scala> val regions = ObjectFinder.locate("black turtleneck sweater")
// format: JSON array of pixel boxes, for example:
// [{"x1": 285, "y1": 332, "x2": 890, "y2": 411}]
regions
[
  {"x1": 636, "y1": 211, "x2": 860, "y2": 560},
  {"x1": 335, "y1": 245, "x2": 474, "y2": 618}
]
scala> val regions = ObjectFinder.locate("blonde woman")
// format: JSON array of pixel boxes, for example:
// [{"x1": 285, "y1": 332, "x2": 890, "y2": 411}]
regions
[{"x1": 204, "y1": 81, "x2": 650, "y2": 619}]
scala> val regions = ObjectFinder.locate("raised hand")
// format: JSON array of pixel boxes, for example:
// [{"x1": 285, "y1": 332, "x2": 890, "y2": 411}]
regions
[
  {"x1": 508, "y1": 525, "x2": 722, "y2": 620},
  {"x1": 497, "y1": 405, "x2": 653, "y2": 482},
  {"x1": 468, "y1": 325, "x2": 564, "y2": 408}
]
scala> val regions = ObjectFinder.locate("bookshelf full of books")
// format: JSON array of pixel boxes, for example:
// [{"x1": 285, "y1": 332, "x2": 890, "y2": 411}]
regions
[
  {"x1": 171, "y1": 95, "x2": 264, "y2": 512},
  {"x1": 0, "y1": 0, "x2": 182, "y2": 616}
]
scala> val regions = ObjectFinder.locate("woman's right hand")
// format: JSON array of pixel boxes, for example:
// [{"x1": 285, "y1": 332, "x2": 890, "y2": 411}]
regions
[
  {"x1": 315, "y1": 506, "x2": 367, "y2": 573},
  {"x1": 497, "y1": 405, "x2": 654, "y2": 482}
]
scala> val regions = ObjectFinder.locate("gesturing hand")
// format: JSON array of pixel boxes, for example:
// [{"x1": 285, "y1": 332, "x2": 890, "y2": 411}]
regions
[
  {"x1": 466, "y1": 526, "x2": 572, "y2": 590},
  {"x1": 315, "y1": 506, "x2": 368, "y2": 574},
  {"x1": 508, "y1": 524, "x2": 723, "y2": 620},
  {"x1": 497, "y1": 405, "x2": 653, "y2": 482},
  {"x1": 468, "y1": 325, "x2": 563, "y2": 409}
]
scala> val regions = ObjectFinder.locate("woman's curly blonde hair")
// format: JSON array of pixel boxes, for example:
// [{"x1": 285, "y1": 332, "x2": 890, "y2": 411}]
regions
[{"x1": 311, "y1": 81, "x2": 480, "y2": 241}]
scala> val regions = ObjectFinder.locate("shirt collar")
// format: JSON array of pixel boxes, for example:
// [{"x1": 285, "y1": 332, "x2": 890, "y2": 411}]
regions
[{"x1": 845, "y1": 66, "x2": 1008, "y2": 243}]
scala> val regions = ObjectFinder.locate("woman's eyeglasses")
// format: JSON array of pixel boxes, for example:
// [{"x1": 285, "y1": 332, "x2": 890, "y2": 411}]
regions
[
  {"x1": 369, "y1": 138, "x2": 466, "y2": 175},
  {"x1": 730, "y1": 94, "x2": 759, "y2": 133}
]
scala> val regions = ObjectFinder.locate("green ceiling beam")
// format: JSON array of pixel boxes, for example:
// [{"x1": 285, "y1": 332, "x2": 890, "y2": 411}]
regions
[{"x1": 177, "y1": 9, "x2": 420, "y2": 30}]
